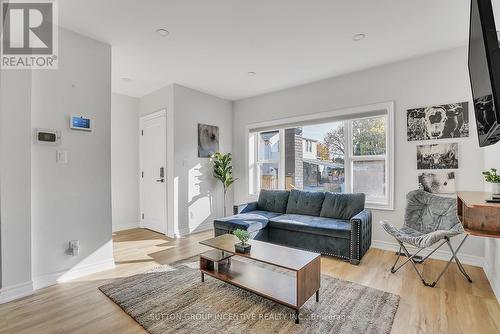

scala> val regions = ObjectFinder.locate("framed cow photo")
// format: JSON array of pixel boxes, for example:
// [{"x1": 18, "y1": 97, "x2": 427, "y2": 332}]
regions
[
  {"x1": 198, "y1": 123, "x2": 219, "y2": 158},
  {"x1": 407, "y1": 102, "x2": 469, "y2": 141}
]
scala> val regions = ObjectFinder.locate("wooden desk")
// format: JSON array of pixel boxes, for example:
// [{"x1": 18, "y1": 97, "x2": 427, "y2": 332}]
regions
[{"x1": 457, "y1": 191, "x2": 500, "y2": 238}]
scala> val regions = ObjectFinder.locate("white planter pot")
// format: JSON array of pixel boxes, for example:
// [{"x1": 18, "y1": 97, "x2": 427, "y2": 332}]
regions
[{"x1": 491, "y1": 182, "x2": 500, "y2": 195}]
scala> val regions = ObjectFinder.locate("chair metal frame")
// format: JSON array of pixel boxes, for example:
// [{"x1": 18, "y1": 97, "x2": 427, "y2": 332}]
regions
[{"x1": 390, "y1": 234, "x2": 473, "y2": 287}]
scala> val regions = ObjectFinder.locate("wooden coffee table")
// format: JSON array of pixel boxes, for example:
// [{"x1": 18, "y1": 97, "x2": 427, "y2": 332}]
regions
[{"x1": 199, "y1": 234, "x2": 321, "y2": 323}]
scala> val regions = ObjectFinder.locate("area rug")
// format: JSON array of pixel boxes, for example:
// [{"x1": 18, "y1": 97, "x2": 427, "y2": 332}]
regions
[{"x1": 99, "y1": 258, "x2": 399, "y2": 334}]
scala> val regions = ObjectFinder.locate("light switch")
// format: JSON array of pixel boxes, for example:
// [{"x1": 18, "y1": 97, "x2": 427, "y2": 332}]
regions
[{"x1": 56, "y1": 150, "x2": 68, "y2": 164}]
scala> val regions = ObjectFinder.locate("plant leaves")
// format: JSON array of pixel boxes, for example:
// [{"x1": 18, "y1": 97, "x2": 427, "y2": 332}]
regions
[{"x1": 212, "y1": 152, "x2": 237, "y2": 190}]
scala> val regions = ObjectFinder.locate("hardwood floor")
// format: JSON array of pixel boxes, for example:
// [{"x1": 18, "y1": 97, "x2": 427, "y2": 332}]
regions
[{"x1": 0, "y1": 228, "x2": 498, "y2": 334}]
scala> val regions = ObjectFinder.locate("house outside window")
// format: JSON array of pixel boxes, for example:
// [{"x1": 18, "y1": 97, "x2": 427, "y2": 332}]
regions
[
  {"x1": 256, "y1": 130, "x2": 280, "y2": 190},
  {"x1": 248, "y1": 104, "x2": 394, "y2": 210}
]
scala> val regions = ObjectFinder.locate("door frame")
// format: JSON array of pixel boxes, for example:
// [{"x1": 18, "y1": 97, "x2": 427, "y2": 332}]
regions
[{"x1": 139, "y1": 109, "x2": 167, "y2": 234}]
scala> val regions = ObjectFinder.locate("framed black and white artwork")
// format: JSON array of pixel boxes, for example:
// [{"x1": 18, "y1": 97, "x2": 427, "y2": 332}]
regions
[
  {"x1": 418, "y1": 171, "x2": 456, "y2": 194},
  {"x1": 198, "y1": 123, "x2": 219, "y2": 158},
  {"x1": 407, "y1": 102, "x2": 469, "y2": 141},
  {"x1": 416, "y1": 143, "x2": 458, "y2": 170}
]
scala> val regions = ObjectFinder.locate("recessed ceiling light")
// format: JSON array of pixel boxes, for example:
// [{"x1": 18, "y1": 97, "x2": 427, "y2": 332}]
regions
[
  {"x1": 121, "y1": 77, "x2": 132, "y2": 82},
  {"x1": 156, "y1": 28, "x2": 169, "y2": 37},
  {"x1": 247, "y1": 71, "x2": 256, "y2": 76},
  {"x1": 352, "y1": 33, "x2": 366, "y2": 41}
]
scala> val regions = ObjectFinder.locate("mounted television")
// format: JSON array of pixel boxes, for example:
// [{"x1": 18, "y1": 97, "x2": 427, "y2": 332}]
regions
[{"x1": 468, "y1": 0, "x2": 500, "y2": 147}]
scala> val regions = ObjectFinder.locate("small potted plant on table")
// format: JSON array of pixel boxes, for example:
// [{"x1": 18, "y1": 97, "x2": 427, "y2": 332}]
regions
[
  {"x1": 233, "y1": 229, "x2": 251, "y2": 254},
  {"x1": 482, "y1": 168, "x2": 500, "y2": 195}
]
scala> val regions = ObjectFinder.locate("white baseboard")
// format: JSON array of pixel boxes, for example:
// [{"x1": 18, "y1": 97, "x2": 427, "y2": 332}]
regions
[
  {"x1": 33, "y1": 258, "x2": 115, "y2": 290},
  {"x1": 113, "y1": 222, "x2": 140, "y2": 232},
  {"x1": 0, "y1": 281, "x2": 34, "y2": 304},
  {"x1": 371, "y1": 239, "x2": 484, "y2": 267},
  {"x1": 175, "y1": 221, "x2": 213, "y2": 237},
  {"x1": 483, "y1": 261, "x2": 500, "y2": 304}
]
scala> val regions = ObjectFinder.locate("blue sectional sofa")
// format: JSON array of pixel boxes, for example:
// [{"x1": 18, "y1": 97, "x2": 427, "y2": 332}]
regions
[{"x1": 214, "y1": 189, "x2": 372, "y2": 265}]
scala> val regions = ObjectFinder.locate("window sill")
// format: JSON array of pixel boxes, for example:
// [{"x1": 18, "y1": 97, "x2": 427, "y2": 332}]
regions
[
  {"x1": 365, "y1": 203, "x2": 394, "y2": 211},
  {"x1": 248, "y1": 193, "x2": 393, "y2": 211}
]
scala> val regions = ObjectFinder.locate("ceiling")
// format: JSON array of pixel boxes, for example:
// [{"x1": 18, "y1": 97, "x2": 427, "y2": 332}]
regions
[{"x1": 59, "y1": 0, "x2": 473, "y2": 100}]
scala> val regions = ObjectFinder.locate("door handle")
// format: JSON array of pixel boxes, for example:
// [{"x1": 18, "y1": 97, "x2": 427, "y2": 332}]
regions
[{"x1": 156, "y1": 178, "x2": 165, "y2": 183}]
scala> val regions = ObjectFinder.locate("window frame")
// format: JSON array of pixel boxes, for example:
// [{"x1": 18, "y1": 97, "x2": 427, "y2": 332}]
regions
[
  {"x1": 306, "y1": 140, "x2": 312, "y2": 152},
  {"x1": 247, "y1": 101, "x2": 394, "y2": 211},
  {"x1": 346, "y1": 115, "x2": 391, "y2": 209},
  {"x1": 255, "y1": 130, "x2": 283, "y2": 191}
]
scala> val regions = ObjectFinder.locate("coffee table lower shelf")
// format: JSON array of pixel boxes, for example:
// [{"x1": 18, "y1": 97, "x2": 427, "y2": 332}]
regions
[{"x1": 199, "y1": 250, "x2": 320, "y2": 323}]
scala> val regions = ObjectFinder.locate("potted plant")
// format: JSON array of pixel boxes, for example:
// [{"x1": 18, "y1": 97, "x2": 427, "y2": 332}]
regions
[
  {"x1": 233, "y1": 229, "x2": 251, "y2": 254},
  {"x1": 212, "y1": 152, "x2": 237, "y2": 216},
  {"x1": 482, "y1": 168, "x2": 500, "y2": 195}
]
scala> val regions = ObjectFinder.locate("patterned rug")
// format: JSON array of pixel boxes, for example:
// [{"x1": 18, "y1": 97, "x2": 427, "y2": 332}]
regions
[{"x1": 99, "y1": 258, "x2": 399, "y2": 334}]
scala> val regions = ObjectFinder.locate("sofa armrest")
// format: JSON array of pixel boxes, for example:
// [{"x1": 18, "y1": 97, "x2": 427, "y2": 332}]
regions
[
  {"x1": 233, "y1": 201, "x2": 258, "y2": 215},
  {"x1": 349, "y1": 209, "x2": 372, "y2": 265}
]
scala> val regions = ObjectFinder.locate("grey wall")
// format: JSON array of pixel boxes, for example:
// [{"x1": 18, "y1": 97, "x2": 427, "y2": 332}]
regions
[
  {"x1": 0, "y1": 70, "x2": 33, "y2": 301},
  {"x1": 30, "y1": 29, "x2": 113, "y2": 287},
  {"x1": 232, "y1": 46, "x2": 486, "y2": 261},
  {"x1": 111, "y1": 93, "x2": 140, "y2": 231}
]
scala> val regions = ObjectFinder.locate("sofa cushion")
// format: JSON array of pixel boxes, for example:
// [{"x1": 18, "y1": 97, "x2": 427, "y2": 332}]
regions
[
  {"x1": 269, "y1": 214, "x2": 351, "y2": 239},
  {"x1": 286, "y1": 189, "x2": 325, "y2": 216},
  {"x1": 214, "y1": 210, "x2": 281, "y2": 233},
  {"x1": 320, "y1": 192, "x2": 365, "y2": 220},
  {"x1": 257, "y1": 190, "x2": 290, "y2": 213}
]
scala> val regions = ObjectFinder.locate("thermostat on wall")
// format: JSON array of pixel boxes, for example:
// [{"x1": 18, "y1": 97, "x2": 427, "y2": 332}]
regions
[
  {"x1": 70, "y1": 116, "x2": 92, "y2": 131},
  {"x1": 35, "y1": 129, "x2": 61, "y2": 145}
]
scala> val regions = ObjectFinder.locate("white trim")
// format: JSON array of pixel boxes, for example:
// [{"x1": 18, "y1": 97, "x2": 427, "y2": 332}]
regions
[
  {"x1": 246, "y1": 101, "x2": 392, "y2": 132},
  {"x1": 112, "y1": 222, "x2": 140, "y2": 232},
  {"x1": 343, "y1": 121, "x2": 351, "y2": 195},
  {"x1": 483, "y1": 257, "x2": 500, "y2": 304},
  {"x1": 387, "y1": 103, "x2": 395, "y2": 211},
  {"x1": 0, "y1": 281, "x2": 34, "y2": 304},
  {"x1": 346, "y1": 111, "x2": 393, "y2": 209},
  {"x1": 278, "y1": 129, "x2": 286, "y2": 189},
  {"x1": 174, "y1": 221, "x2": 213, "y2": 237},
  {"x1": 140, "y1": 109, "x2": 167, "y2": 121},
  {"x1": 371, "y1": 239, "x2": 484, "y2": 268},
  {"x1": 139, "y1": 109, "x2": 168, "y2": 235},
  {"x1": 33, "y1": 258, "x2": 115, "y2": 290}
]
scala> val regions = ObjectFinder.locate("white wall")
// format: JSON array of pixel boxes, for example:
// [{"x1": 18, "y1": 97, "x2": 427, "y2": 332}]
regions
[
  {"x1": 0, "y1": 70, "x2": 33, "y2": 302},
  {"x1": 483, "y1": 142, "x2": 500, "y2": 303},
  {"x1": 111, "y1": 93, "x2": 140, "y2": 231},
  {"x1": 30, "y1": 29, "x2": 114, "y2": 288},
  {"x1": 139, "y1": 84, "x2": 233, "y2": 236},
  {"x1": 232, "y1": 46, "x2": 485, "y2": 263},
  {"x1": 172, "y1": 84, "x2": 233, "y2": 235}
]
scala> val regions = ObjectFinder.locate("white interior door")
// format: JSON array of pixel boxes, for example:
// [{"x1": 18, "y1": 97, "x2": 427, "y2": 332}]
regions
[{"x1": 140, "y1": 111, "x2": 167, "y2": 234}]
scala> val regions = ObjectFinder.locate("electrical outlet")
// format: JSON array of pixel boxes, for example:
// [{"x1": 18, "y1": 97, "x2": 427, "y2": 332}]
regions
[{"x1": 68, "y1": 240, "x2": 79, "y2": 256}]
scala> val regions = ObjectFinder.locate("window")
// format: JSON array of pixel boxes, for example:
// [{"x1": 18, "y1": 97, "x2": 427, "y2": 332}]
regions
[
  {"x1": 256, "y1": 131, "x2": 280, "y2": 190},
  {"x1": 306, "y1": 140, "x2": 313, "y2": 152},
  {"x1": 350, "y1": 116, "x2": 388, "y2": 204},
  {"x1": 249, "y1": 105, "x2": 393, "y2": 210}
]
